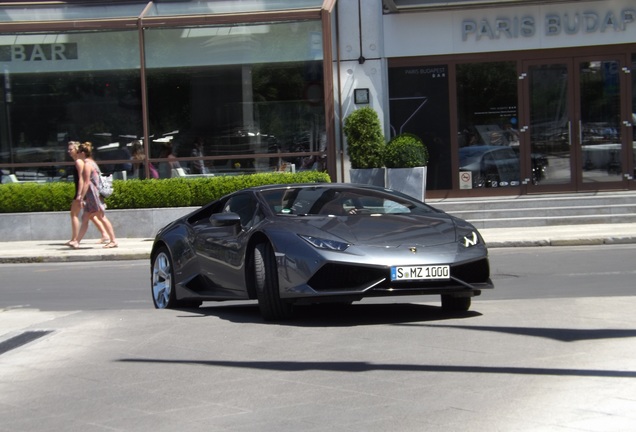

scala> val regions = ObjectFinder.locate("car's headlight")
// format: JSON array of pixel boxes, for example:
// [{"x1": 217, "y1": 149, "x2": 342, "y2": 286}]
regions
[
  {"x1": 299, "y1": 235, "x2": 350, "y2": 251},
  {"x1": 461, "y1": 231, "x2": 481, "y2": 248}
]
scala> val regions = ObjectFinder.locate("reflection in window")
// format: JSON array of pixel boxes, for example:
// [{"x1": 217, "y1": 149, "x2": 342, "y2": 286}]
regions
[
  {"x1": 388, "y1": 64, "x2": 451, "y2": 190},
  {"x1": 0, "y1": 30, "x2": 142, "y2": 180},
  {"x1": 146, "y1": 0, "x2": 324, "y2": 16},
  {"x1": 633, "y1": 54, "x2": 636, "y2": 179},
  {"x1": 144, "y1": 21, "x2": 327, "y2": 178},
  {"x1": 456, "y1": 61, "x2": 519, "y2": 188},
  {"x1": 0, "y1": 20, "x2": 328, "y2": 181},
  {"x1": 579, "y1": 60, "x2": 622, "y2": 184}
]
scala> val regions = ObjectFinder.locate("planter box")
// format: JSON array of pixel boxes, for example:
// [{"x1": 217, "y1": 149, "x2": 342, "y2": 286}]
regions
[
  {"x1": 387, "y1": 166, "x2": 427, "y2": 202},
  {"x1": 350, "y1": 168, "x2": 386, "y2": 187}
]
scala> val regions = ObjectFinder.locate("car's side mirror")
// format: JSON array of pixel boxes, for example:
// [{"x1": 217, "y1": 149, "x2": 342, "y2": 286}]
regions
[{"x1": 210, "y1": 212, "x2": 242, "y2": 227}]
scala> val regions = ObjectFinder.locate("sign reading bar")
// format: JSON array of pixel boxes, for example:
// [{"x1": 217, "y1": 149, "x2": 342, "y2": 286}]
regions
[{"x1": 0, "y1": 43, "x2": 78, "y2": 62}]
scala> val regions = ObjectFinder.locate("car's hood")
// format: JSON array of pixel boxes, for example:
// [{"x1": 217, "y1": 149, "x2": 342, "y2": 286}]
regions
[{"x1": 294, "y1": 213, "x2": 458, "y2": 247}]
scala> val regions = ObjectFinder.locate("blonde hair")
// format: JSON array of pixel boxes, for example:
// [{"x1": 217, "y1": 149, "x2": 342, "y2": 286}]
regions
[{"x1": 68, "y1": 141, "x2": 80, "y2": 150}]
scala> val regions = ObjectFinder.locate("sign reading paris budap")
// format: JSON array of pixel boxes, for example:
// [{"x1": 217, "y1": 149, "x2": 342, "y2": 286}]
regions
[{"x1": 462, "y1": 8, "x2": 635, "y2": 41}]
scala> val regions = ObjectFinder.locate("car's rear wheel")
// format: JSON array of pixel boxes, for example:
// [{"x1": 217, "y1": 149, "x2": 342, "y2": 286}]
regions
[
  {"x1": 441, "y1": 295, "x2": 471, "y2": 312},
  {"x1": 151, "y1": 247, "x2": 178, "y2": 309},
  {"x1": 254, "y1": 243, "x2": 293, "y2": 321}
]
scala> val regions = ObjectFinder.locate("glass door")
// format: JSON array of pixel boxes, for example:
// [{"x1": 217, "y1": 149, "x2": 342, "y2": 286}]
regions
[
  {"x1": 576, "y1": 57, "x2": 629, "y2": 190},
  {"x1": 522, "y1": 56, "x2": 632, "y2": 193},
  {"x1": 522, "y1": 61, "x2": 574, "y2": 192},
  {"x1": 628, "y1": 53, "x2": 636, "y2": 187}
]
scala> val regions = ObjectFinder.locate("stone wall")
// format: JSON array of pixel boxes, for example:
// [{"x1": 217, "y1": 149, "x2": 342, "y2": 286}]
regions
[{"x1": 0, "y1": 207, "x2": 198, "y2": 241}]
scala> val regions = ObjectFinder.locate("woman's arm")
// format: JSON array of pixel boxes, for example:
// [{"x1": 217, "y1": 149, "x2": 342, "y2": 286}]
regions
[
  {"x1": 75, "y1": 159, "x2": 85, "y2": 201},
  {"x1": 79, "y1": 160, "x2": 92, "y2": 200}
]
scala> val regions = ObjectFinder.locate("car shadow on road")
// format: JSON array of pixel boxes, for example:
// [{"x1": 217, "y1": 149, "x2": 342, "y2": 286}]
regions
[{"x1": 178, "y1": 302, "x2": 481, "y2": 327}]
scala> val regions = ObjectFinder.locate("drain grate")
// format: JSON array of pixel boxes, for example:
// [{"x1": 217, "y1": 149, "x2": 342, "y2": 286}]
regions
[{"x1": 0, "y1": 330, "x2": 53, "y2": 356}]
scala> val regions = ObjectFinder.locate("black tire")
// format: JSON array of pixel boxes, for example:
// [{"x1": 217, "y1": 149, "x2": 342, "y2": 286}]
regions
[
  {"x1": 151, "y1": 246, "x2": 178, "y2": 309},
  {"x1": 441, "y1": 295, "x2": 471, "y2": 312},
  {"x1": 254, "y1": 243, "x2": 293, "y2": 321},
  {"x1": 151, "y1": 247, "x2": 201, "y2": 309}
]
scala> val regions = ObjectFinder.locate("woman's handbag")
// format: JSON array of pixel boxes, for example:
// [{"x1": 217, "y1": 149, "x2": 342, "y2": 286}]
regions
[{"x1": 98, "y1": 173, "x2": 114, "y2": 197}]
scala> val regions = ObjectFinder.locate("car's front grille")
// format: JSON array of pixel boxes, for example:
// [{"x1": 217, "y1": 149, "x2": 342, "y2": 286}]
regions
[
  {"x1": 307, "y1": 263, "x2": 387, "y2": 291},
  {"x1": 450, "y1": 258, "x2": 490, "y2": 284},
  {"x1": 307, "y1": 258, "x2": 490, "y2": 292}
]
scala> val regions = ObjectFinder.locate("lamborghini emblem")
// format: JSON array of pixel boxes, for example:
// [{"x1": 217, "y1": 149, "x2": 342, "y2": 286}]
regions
[{"x1": 409, "y1": 247, "x2": 417, "y2": 253}]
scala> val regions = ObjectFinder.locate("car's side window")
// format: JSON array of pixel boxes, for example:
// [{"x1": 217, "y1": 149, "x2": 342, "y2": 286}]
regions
[
  {"x1": 187, "y1": 201, "x2": 224, "y2": 225},
  {"x1": 223, "y1": 194, "x2": 257, "y2": 227},
  {"x1": 383, "y1": 199, "x2": 410, "y2": 214}
]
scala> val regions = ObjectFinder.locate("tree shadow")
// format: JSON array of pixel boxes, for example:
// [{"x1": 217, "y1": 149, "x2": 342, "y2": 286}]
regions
[
  {"x1": 419, "y1": 324, "x2": 636, "y2": 342},
  {"x1": 117, "y1": 357, "x2": 636, "y2": 379}
]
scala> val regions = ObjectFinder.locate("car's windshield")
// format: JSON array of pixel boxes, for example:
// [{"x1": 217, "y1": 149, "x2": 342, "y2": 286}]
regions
[{"x1": 261, "y1": 187, "x2": 434, "y2": 216}]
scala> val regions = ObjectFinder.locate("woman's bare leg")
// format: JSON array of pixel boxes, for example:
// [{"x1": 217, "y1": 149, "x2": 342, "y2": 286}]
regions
[
  {"x1": 90, "y1": 214, "x2": 109, "y2": 242},
  {"x1": 67, "y1": 199, "x2": 82, "y2": 245},
  {"x1": 99, "y1": 214, "x2": 118, "y2": 248}
]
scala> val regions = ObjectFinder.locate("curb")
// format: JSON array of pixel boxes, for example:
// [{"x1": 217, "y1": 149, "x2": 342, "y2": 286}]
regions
[{"x1": 485, "y1": 236, "x2": 636, "y2": 249}]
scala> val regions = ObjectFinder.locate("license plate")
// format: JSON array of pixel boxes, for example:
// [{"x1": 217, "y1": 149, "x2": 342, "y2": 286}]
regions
[{"x1": 391, "y1": 265, "x2": 450, "y2": 281}]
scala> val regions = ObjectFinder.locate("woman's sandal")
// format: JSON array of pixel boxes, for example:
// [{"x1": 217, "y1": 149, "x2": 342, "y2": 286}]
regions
[
  {"x1": 67, "y1": 241, "x2": 80, "y2": 249},
  {"x1": 103, "y1": 242, "x2": 118, "y2": 249},
  {"x1": 98, "y1": 238, "x2": 110, "y2": 244}
]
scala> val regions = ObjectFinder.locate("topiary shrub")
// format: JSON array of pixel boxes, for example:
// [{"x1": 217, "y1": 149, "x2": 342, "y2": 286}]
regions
[
  {"x1": 343, "y1": 107, "x2": 385, "y2": 169},
  {"x1": 384, "y1": 133, "x2": 429, "y2": 168}
]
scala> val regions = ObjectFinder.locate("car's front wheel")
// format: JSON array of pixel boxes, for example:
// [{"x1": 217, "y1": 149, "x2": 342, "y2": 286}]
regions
[
  {"x1": 441, "y1": 295, "x2": 471, "y2": 312},
  {"x1": 254, "y1": 243, "x2": 293, "y2": 321},
  {"x1": 151, "y1": 247, "x2": 178, "y2": 309}
]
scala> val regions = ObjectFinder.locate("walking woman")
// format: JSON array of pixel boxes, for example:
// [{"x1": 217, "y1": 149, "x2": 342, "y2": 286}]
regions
[
  {"x1": 66, "y1": 141, "x2": 108, "y2": 249},
  {"x1": 75, "y1": 142, "x2": 118, "y2": 248}
]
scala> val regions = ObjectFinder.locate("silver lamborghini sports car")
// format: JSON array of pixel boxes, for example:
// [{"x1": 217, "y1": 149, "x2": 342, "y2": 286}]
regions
[{"x1": 150, "y1": 183, "x2": 493, "y2": 320}]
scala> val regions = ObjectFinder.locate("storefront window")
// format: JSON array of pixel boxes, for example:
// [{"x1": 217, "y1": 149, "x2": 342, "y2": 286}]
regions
[
  {"x1": 632, "y1": 53, "x2": 636, "y2": 179},
  {"x1": 388, "y1": 65, "x2": 451, "y2": 190},
  {"x1": 0, "y1": 3, "x2": 147, "y2": 22},
  {"x1": 144, "y1": 21, "x2": 326, "y2": 177},
  {"x1": 456, "y1": 61, "x2": 519, "y2": 188},
  {"x1": 0, "y1": 30, "x2": 142, "y2": 181},
  {"x1": 146, "y1": 0, "x2": 325, "y2": 16}
]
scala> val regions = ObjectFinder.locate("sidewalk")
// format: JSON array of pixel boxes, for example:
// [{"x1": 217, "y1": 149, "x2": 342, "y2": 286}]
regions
[
  {"x1": 0, "y1": 237, "x2": 154, "y2": 263},
  {"x1": 1, "y1": 223, "x2": 635, "y2": 263}
]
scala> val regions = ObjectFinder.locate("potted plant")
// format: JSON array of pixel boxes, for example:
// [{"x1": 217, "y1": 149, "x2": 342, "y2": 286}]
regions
[
  {"x1": 343, "y1": 107, "x2": 386, "y2": 187},
  {"x1": 384, "y1": 133, "x2": 429, "y2": 201}
]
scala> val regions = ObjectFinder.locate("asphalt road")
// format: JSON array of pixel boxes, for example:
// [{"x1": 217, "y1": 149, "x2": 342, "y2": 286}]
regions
[
  {"x1": 1, "y1": 245, "x2": 636, "y2": 431},
  {"x1": 1, "y1": 245, "x2": 635, "y2": 310}
]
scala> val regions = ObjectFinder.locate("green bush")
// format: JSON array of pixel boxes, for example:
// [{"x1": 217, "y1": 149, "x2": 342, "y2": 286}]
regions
[
  {"x1": 0, "y1": 182, "x2": 70, "y2": 212},
  {"x1": 107, "y1": 178, "x2": 193, "y2": 209},
  {"x1": 384, "y1": 133, "x2": 429, "y2": 168},
  {"x1": 0, "y1": 171, "x2": 331, "y2": 213},
  {"x1": 343, "y1": 107, "x2": 385, "y2": 169}
]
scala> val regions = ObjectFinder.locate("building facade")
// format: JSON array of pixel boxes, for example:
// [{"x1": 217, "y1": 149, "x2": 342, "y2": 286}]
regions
[
  {"x1": 1, "y1": 0, "x2": 635, "y2": 199},
  {"x1": 0, "y1": 1, "x2": 337, "y2": 183}
]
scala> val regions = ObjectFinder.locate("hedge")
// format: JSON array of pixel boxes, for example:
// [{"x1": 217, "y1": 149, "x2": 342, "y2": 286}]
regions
[{"x1": 0, "y1": 171, "x2": 331, "y2": 213}]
